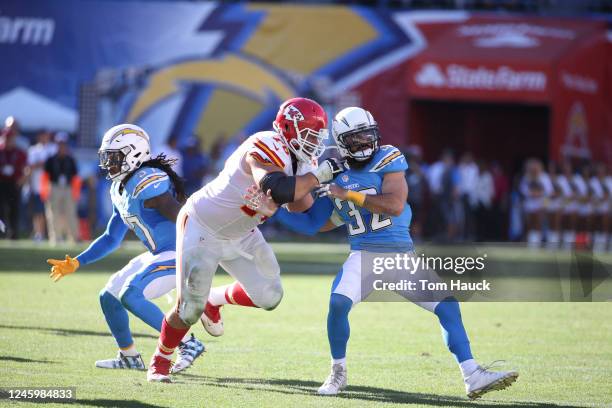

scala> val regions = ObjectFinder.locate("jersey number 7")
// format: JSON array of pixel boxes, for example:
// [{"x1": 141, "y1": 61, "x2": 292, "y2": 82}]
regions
[{"x1": 126, "y1": 215, "x2": 157, "y2": 251}]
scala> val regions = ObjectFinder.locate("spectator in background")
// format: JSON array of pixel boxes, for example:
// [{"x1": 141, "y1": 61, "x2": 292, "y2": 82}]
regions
[
  {"x1": 519, "y1": 158, "x2": 552, "y2": 248},
  {"x1": 0, "y1": 127, "x2": 27, "y2": 239},
  {"x1": 181, "y1": 136, "x2": 208, "y2": 196},
  {"x1": 405, "y1": 152, "x2": 428, "y2": 240},
  {"x1": 42, "y1": 132, "x2": 80, "y2": 245},
  {"x1": 490, "y1": 161, "x2": 509, "y2": 241},
  {"x1": 572, "y1": 163, "x2": 592, "y2": 247},
  {"x1": 557, "y1": 160, "x2": 577, "y2": 249},
  {"x1": 545, "y1": 161, "x2": 563, "y2": 249},
  {"x1": 439, "y1": 152, "x2": 463, "y2": 242},
  {"x1": 590, "y1": 163, "x2": 609, "y2": 252},
  {"x1": 458, "y1": 152, "x2": 478, "y2": 241},
  {"x1": 3, "y1": 116, "x2": 29, "y2": 152},
  {"x1": 156, "y1": 135, "x2": 183, "y2": 177},
  {"x1": 27, "y1": 130, "x2": 57, "y2": 241},
  {"x1": 208, "y1": 136, "x2": 228, "y2": 178},
  {"x1": 426, "y1": 150, "x2": 450, "y2": 239},
  {"x1": 474, "y1": 160, "x2": 494, "y2": 241}
]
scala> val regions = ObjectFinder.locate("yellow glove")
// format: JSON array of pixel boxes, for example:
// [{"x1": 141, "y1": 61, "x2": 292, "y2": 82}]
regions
[{"x1": 47, "y1": 255, "x2": 80, "y2": 282}]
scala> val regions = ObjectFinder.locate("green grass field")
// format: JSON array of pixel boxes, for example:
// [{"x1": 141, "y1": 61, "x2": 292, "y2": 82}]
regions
[{"x1": 0, "y1": 241, "x2": 611, "y2": 408}]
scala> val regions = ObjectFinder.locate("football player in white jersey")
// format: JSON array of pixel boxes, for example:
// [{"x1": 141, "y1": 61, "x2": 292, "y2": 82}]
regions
[{"x1": 147, "y1": 97, "x2": 345, "y2": 382}]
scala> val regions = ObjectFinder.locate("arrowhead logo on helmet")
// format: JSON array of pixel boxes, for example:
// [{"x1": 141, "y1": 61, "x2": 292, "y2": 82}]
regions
[
  {"x1": 273, "y1": 97, "x2": 328, "y2": 163},
  {"x1": 283, "y1": 105, "x2": 305, "y2": 122}
]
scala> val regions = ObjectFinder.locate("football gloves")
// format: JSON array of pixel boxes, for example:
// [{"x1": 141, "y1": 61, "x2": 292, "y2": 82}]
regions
[
  {"x1": 47, "y1": 255, "x2": 80, "y2": 282},
  {"x1": 312, "y1": 158, "x2": 346, "y2": 184}
]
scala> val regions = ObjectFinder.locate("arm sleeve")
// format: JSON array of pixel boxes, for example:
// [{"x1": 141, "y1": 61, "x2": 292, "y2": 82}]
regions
[
  {"x1": 272, "y1": 197, "x2": 334, "y2": 236},
  {"x1": 76, "y1": 206, "x2": 128, "y2": 265}
]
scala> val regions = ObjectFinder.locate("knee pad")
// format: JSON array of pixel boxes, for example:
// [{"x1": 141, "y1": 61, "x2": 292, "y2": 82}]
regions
[
  {"x1": 434, "y1": 297, "x2": 461, "y2": 320},
  {"x1": 178, "y1": 296, "x2": 206, "y2": 326},
  {"x1": 99, "y1": 288, "x2": 118, "y2": 311},
  {"x1": 118, "y1": 286, "x2": 142, "y2": 312},
  {"x1": 255, "y1": 281, "x2": 284, "y2": 311},
  {"x1": 329, "y1": 293, "x2": 352, "y2": 315}
]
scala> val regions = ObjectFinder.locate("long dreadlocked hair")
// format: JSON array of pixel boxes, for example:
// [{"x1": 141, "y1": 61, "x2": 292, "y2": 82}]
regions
[{"x1": 122, "y1": 153, "x2": 187, "y2": 203}]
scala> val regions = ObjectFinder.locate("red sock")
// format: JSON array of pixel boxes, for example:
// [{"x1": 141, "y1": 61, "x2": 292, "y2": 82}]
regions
[
  {"x1": 225, "y1": 282, "x2": 257, "y2": 308},
  {"x1": 156, "y1": 317, "x2": 189, "y2": 359}
]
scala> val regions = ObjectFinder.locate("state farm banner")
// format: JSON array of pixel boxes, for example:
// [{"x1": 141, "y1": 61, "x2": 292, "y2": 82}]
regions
[
  {"x1": 410, "y1": 61, "x2": 551, "y2": 103},
  {"x1": 407, "y1": 16, "x2": 605, "y2": 103},
  {"x1": 405, "y1": 13, "x2": 608, "y2": 163}
]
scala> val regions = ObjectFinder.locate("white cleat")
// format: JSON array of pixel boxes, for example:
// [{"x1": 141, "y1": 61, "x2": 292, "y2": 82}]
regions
[
  {"x1": 171, "y1": 334, "x2": 205, "y2": 374},
  {"x1": 465, "y1": 364, "x2": 519, "y2": 400},
  {"x1": 201, "y1": 302, "x2": 224, "y2": 337},
  {"x1": 95, "y1": 352, "x2": 145, "y2": 370},
  {"x1": 317, "y1": 364, "x2": 347, "y2": 396}
]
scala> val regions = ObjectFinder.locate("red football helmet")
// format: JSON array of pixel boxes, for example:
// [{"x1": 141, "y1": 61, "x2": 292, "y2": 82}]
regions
[{"x1": 273, "y1": 97, "x2": 328, "y2": 162}]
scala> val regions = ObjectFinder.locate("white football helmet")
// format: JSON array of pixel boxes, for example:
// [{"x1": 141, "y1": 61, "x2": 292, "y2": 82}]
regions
[
  {"x1": 99, "y1": 124, "x2": 151, "y2": 181},
  {"x1": 332, "y1": 107, "x2": 380, "y2": 162}
]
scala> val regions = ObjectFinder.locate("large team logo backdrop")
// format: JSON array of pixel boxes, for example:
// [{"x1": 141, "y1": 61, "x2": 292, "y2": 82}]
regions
[{"x1": 0, "y1": 1, "x2": 414, "y2": 150}]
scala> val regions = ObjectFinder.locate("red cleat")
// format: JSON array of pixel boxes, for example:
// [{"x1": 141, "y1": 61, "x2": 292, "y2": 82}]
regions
[
  {"x1": 147, "y1": 354, "x2": 172, "y2": 383},
  {"x1": 201, "y1": 302, "x2": 224, "y2": 337}
]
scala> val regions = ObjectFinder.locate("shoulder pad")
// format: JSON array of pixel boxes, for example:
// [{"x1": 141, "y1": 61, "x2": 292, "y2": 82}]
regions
[
  {"x1": 369, "y1": 145, "x2": 407, "y2": 173},
  {"x1": 126, "y1": 167, "x2": 171, "y2": 199},
  {"x1": 249, "y1": 133, "x2": 291, "y2": 170}
]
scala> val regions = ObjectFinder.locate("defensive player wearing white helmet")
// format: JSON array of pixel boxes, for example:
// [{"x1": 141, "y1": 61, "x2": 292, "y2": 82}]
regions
[
  {"x1": 47, "y1": 124, "x2": 205, "y2": 374},
  {"x1": 148, "y1": 97, "x2": 345, "y2": 382},
  {"x1": 247, "y1": 107, "x2": 518, "y2": 399}
]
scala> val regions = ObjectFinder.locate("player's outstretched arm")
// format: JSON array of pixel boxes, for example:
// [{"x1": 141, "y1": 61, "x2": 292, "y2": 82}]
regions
[
  {"x1": 144, "y1": 191, "x2": 182, "y2": 222},
  {"x1": 246, "y1": 155, "x2": 346, "y2": 206},
  {"x1": 47, "y1": 207, "x2": 128, "y2": 282},
  {"x1": 320, "y1": 171, "x2": 407, "y2": 217}
]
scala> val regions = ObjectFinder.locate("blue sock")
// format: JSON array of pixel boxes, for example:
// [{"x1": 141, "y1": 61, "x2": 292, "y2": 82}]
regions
[
  {"x1": 434, "y1": 297, "x2": 473, "y2": 362},
  {"x1": 327, "y1": 293, "x2": 352, "y2": 360},
  {"x1": 119, "y1": 286, "x2": 165, "y2": 332},
  {"x1": 99, "y1": 289, "x2": 133, "y2": 349}
]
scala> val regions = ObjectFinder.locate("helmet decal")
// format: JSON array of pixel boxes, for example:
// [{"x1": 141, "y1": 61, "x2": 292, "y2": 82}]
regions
[{"x1": 283, "y1": 105, "x2": 304, "y2": 122}]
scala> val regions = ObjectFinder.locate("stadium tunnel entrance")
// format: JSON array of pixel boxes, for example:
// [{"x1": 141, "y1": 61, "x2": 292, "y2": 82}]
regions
[
  {"x1": 403, "y1": 15, "x2": 610, "y2": 166},
  {"x1": 408, "y1": 99, "x2": 550, "y2": 175}
]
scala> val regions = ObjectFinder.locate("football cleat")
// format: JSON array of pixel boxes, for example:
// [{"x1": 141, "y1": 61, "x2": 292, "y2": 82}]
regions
[
  {"x1": 201, "y1": 302, "x2": 224, "y2": 337},
  {"x1": 171, "y1": 334, "x2": 205, "y2": 373},
  {"x1": 464, "y1": 364, "x2": 519, "y2": 400},
  {"x1": 317, "y1": 364, "x2": 347, "y2": 395},
  {"x1": 95, "y1": 352, "x2": 145, "y2": 370},
  {"x1": 147, "y1": 354, "x2": 172, "y2": 383}
]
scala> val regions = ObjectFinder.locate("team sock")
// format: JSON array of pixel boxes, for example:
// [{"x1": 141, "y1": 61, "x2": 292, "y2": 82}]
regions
[
  {"x1": 120, "y1": 344, "x2": 139, "y2": 357},
  {"x1": 332, "y1": 357, "x2": 346, "y2": 368},
  {"x1": 459, "y1": 358, "x2": 479, "y2": 378},
  {"x1": 434, "y1": 298, "x2": 474, "y2": 375},
  {"x1": 208, "y1": 284, "x2": 233, "y2": 306},
  {"x1": 99, "y1": 289, "x2": 133, "y2": 349},
  {"x1": 155, "y1": 318, "x2": 189, "y2": 360},
  {"x1": 327, "y1": 293, "x2": 353, "y2": 360},
  {"x1": 221, "y1": 282, "x2": 257, "y2": 307}
]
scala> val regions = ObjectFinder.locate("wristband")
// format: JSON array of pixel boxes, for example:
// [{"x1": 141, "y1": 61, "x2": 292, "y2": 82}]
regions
[{"x1": 346, "y1": 190, "x2": 366, "y2": 207}]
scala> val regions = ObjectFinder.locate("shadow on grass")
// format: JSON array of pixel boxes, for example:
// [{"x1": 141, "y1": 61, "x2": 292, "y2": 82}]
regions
[
  {"x1": 0, "y1": 355, "x2": 57, "y2": 364},
  {"x1": 178, "y1": 374, "x2": 585, "y2": 408},
  {"x1": 6, "y1": 398, "x2": 168, "y2": 407},
  {"x1": 76, "y1": 399, "x2": 169, "y2": 408},
  {"x1": 0, "y1": 324, "x2": 157, "y2": 340}
]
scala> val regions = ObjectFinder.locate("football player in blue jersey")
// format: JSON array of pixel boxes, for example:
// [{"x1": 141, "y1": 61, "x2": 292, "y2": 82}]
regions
[
  {"x1": 47, "y1": 124, "x2": 204, "y2": 373},
  {"x1": 246, "y1": 107, "x2": 518, "y2": 399}
]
